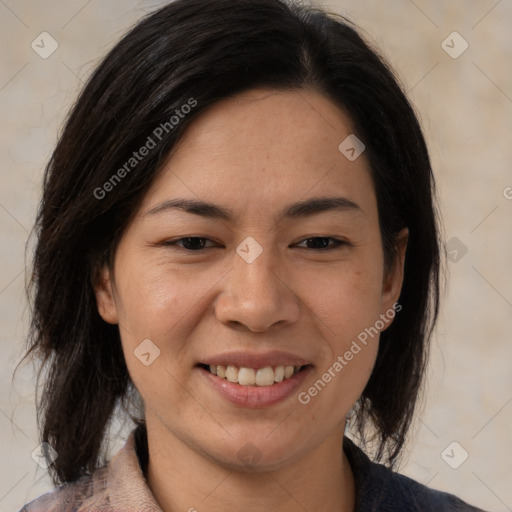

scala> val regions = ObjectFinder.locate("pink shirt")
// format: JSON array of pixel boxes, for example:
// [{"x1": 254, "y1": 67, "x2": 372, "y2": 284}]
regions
[{"x1": 20, "y1": 430, "x2": 162, "y2": 512}]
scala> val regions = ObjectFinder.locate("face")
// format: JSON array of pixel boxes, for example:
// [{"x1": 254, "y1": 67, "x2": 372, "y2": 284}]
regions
[{"x1": 95, "y1": 88, "x2": 407, "y2": 471}]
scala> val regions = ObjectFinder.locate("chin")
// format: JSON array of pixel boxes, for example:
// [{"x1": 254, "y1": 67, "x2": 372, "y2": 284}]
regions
[{"x1": 200, "y1": 434, "x2": 308, "y2": 474}]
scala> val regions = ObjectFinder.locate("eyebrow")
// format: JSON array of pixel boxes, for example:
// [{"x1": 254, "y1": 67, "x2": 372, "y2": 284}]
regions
[{"x1": 145, "y1": 196, "x2": 363, "y2": 222}]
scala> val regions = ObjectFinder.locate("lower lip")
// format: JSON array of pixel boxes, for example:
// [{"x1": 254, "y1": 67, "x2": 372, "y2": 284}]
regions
[{"x1": 198, "y1": 366, "x2": 312, "y2": 408}]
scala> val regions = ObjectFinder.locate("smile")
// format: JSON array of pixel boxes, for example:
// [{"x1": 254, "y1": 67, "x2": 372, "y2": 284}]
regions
[
  {"x1": 199, "y1": 363, "x2": 307, "y2": 386},
  {"x1": 198, "y1": 362, "x2": 313, "y2": 408}
]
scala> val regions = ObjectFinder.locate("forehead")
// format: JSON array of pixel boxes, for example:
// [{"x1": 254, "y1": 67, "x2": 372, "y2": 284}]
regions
[
  {"x1": 169, "y1": 88, "x2": 356, "y2": 163},
  {"x1": 139, "y1": 88, "x2": 376, "y2": 223}
]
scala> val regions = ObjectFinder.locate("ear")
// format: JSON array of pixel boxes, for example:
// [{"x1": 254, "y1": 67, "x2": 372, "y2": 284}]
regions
[
  {"x1": 380, "y1": 227, "x2": 408, "y2": 320},
  {"x1": 92, "y1": 264, "x2": 119, "y2": 324}
]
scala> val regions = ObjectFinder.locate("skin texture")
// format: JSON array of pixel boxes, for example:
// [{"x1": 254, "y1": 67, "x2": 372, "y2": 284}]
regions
[{"x1": 94, "y1": 88, "x2": 408, "y2": 512}]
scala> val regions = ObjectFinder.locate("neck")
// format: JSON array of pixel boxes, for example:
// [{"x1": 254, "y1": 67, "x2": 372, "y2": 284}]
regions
[{"x1": 144, "y1": 420, "x2": 355, "y2": 512}]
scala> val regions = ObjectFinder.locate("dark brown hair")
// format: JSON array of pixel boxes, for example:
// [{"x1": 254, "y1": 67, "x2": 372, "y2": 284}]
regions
[{"x1": 22, "y1": 0, "x2": 441, "y2": 485}]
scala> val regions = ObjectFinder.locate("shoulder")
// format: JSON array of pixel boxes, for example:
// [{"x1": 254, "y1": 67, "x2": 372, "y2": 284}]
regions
[
  {"x1": 17, "y1": 428, "x2": 160, "y2": 512},
  {"x1": 366, "y1": 463, "x2": 487, "y2": 511},
  {"x1": 17, "y1": 466, "x2": 109, "y2": 512},
  {"x1": 343, "y1": 437, "x2": 488, "y2": 512}
]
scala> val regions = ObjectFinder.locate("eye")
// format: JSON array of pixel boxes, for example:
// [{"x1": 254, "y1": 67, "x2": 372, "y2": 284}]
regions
[
  {"x1": 295, "y1": 237, "x2": 347, "y2": 250},
  {"x1": 162, "y1": 236, "x2": 348, "y2": 252},
  {"x1": 164, "y1": 237, "x2": 217, "y2": 251}
]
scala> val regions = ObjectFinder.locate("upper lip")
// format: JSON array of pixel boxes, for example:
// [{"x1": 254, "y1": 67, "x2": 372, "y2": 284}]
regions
[{"x1": 199, "y1": 350, "x2": 312, "y2": 369}]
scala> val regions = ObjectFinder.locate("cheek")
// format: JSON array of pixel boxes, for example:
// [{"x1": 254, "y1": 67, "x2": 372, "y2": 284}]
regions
[
  {"x1": 112, "y1": 258, "x2": 229, "y2": 380},
  {"x1": 115, "y1": 264, "x2": 180, "y2": 337},
  {"x1": 112, "y1": 261, "x2": 201, "y2": 414},
  {"x1": 114, "y1": 256, "x2": 217, "y2": 337},
  {"x1": 109, "y1": 259, "x2": 185, "y2": 390},
  {"x1": 297, "y1": 269, "x2": 382, "y2": 421},
  {"x1": 301, "y1": 259, "x2": 384, "y2": 342},
  {"x1": 296, "y1": 259, "x2": 383, "y2": 406}
]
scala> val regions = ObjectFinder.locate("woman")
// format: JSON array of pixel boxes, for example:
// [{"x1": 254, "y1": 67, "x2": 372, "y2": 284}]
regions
[{"x1": 19, "y1": 0, "x2": 487, "y2": 510}]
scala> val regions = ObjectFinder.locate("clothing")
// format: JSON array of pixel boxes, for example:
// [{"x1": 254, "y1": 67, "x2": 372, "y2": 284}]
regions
[
  {"x1": 19, "y1": 427, "x2": 487, "y2": 512},
  {"x1": 341, "y1": 437, "x2": 487, "y2": 511}
]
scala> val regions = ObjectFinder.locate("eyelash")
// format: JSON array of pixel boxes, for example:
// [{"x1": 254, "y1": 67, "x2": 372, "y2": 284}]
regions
[{"x1": 162, "y1": 236, "x2": 349, "y2": 251}]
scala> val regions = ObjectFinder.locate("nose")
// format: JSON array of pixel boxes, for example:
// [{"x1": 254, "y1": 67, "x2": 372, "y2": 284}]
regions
[{"x1": 214, "y1": 242, "x2": 300, "y2": 332}]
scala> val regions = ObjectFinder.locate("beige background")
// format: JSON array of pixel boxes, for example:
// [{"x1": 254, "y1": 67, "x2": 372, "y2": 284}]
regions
[{"x1": 1, "y1": 0, "x2": 511, "y2": 511}]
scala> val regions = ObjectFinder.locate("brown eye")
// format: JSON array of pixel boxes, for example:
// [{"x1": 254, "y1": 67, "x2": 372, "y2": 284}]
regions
[
  {"x1": 164, "y1": 237, "x2": 217, "y2": 251},
  {"x1": 295, "y1": 237, "x2": 347, "y2": 250}
]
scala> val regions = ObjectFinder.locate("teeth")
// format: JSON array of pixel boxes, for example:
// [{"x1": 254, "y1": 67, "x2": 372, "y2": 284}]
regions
[
  {"x1": 274, "y1": 365, "x2": 284, "y2": 382},
  {"x1": 216, "y1": 365, "x2": 226, "y2": 379},
  {"x1": 238, "y1": 367, "x2": 256, "y2": 386},
  {"x1": 225, "y1": 365, "x2": 239, "y2": 383},
  {"x1": 255, "y1": 367, "x2": 274, "y2": 386},
  {"x1": 205, "y1": 364, "x2": 302, "y2": 386}
]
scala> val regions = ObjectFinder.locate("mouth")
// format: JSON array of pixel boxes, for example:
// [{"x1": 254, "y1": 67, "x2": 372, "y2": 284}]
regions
[{"x1": 197, "y1": 363, "x2": 311, "y2": 387}]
